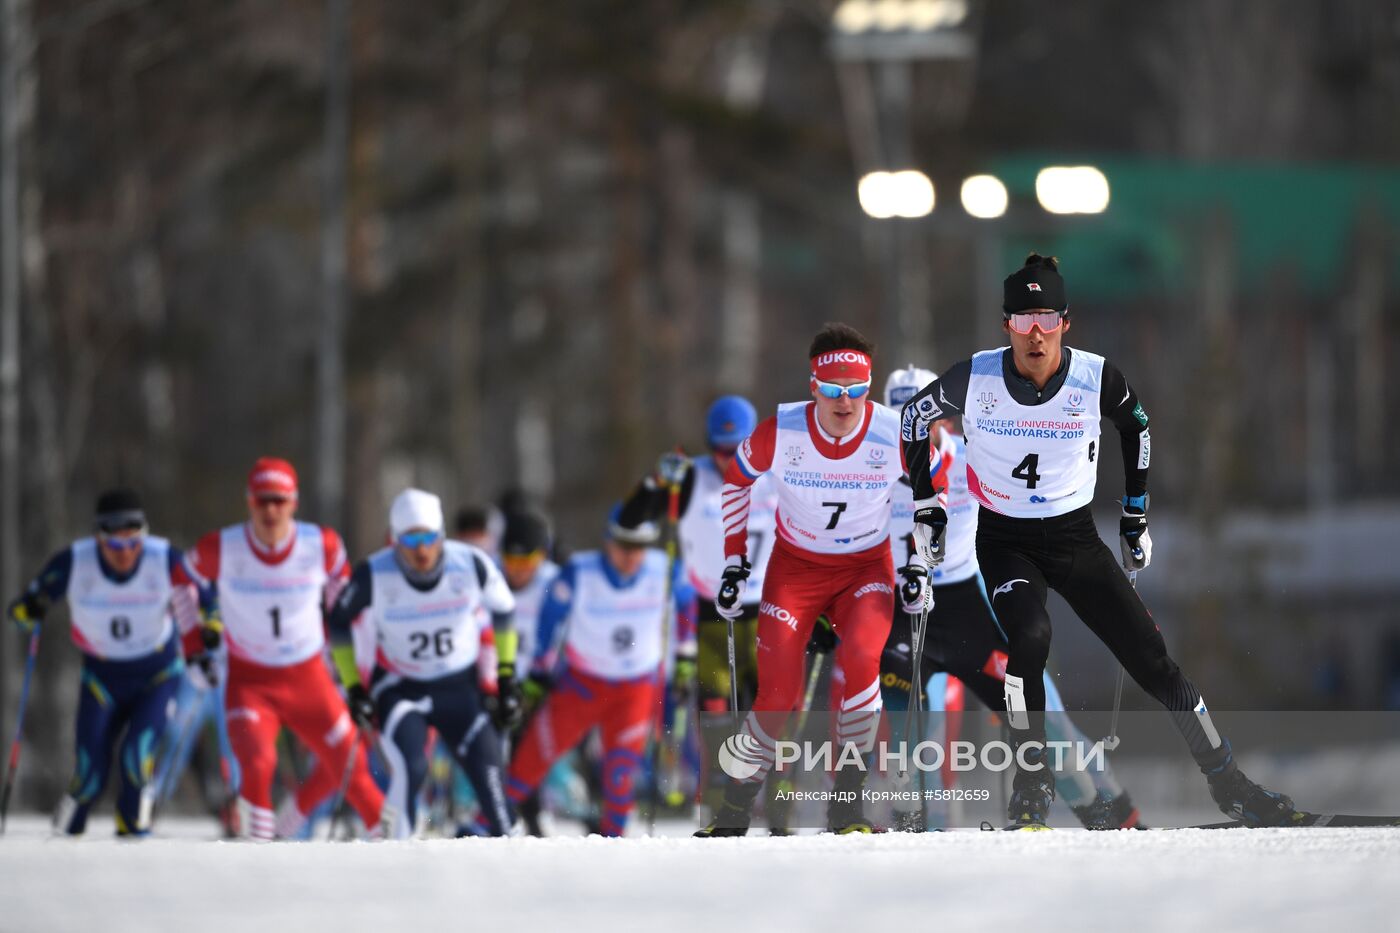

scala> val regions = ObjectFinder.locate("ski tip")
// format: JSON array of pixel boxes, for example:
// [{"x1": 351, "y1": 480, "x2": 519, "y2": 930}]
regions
[
  {"x1": 1179, "y1": 812, "x2": 1400, "y2": 830},
  {"x1": 1286, "y1": 812, "x2": 1400, "y2": 828}
]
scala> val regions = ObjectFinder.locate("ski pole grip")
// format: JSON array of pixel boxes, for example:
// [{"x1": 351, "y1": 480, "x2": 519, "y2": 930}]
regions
[{"x1": 717, "y1": 581, "x2": 738, "y2": 608}]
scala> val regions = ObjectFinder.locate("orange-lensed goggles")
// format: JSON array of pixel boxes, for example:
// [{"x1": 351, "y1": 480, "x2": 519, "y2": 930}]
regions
[
  {"x1": 1005, "y1": 310, "x2": 1065, "y2": 334},
  {"x1": 503, "y1": 550, "x2": 545, "y2": 572}
]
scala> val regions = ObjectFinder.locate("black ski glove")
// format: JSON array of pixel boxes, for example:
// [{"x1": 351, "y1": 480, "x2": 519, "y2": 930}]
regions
[{"x1": 347, "y1": 684, "x2": 376, "y2": 730}]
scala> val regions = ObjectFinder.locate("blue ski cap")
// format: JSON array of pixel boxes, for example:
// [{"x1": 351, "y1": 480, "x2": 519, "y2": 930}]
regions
[{"x1": 706, "y1": 395, "x2": 757, "y2": 450}]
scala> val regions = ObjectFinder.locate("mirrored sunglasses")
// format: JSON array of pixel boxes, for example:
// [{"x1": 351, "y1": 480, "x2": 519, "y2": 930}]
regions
[
  {"x1": 99, "y1": 531, "x2": 146, "y2": 551},
  {"x1": 398, "y1": 529, "x2": 443, "y2": 549},
  {"x1": 813, "y1": 378, "x2": 871, "y2": 400},
  {"x1": 1005, "y1": 310, "x2": 1065, "y2": 335}
]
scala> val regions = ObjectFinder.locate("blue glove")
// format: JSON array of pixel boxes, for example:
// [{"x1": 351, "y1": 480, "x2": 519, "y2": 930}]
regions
[{"x1": 1120, "y1": 495, "x2": 1151, "y2": 571}]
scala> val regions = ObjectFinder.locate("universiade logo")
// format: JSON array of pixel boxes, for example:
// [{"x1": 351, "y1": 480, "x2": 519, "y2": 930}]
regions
[{"x1": 717, "y1": 733, "x2": 767, "y2": 780}]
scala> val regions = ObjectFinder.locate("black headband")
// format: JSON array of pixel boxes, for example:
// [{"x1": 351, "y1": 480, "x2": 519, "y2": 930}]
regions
[{"x1": 96, "y1": 509, "x2": 147, "y2": 533}]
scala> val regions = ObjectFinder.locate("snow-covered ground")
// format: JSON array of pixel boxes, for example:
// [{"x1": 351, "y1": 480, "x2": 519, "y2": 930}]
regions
[{"x1": 2, "y1": 816, "x2": 1397, "y2": 932}]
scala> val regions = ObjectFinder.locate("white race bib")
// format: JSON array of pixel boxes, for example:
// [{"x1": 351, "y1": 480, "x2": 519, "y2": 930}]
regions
[
  {"x1": 770, "y1": 401, "x2": 902, "y2": 554},
  {"x1": 510, "y1": 559, "x2": 559, "y2": 676},
  {"x1": 67, "y1": 537, "x2": 175, "y2": 660},
  {"x1": 368, "y1": 541, "x2": 512, "y2": 680},
  {"x1": 963, "y1": 348, "x2": 1104, "y2": 518},
  {"x1": 219, "y1": 522, "x2": 330, "y2": 667},
  {"x1": 889, "y1": 432, "x2": 978, "y2": 584},
  {"x1": 680, "y1": 457, "x2": 777, "y2": 601},
  {"x1": 564, "y1": 550, "x2": 672, "y2": 681}
]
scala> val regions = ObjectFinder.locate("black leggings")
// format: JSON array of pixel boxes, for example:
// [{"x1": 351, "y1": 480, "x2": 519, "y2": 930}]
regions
[
  {"x1": 976, "y1": 505, "x2": 1221, "y2": 764},
  {"x1": 373, "y1": 665, "x2": 512, "y2": 836},
  {"x1": 880, "y1": 575, "x2": 1006, "y2": 712}
]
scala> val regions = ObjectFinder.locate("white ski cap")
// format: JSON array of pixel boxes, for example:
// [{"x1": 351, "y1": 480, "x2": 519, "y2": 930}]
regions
[
  {"x1": 390, "y1": 488, "x2": 444, "y2": 537},
  {"x1": 884, "y1": 364, "x2": 936, "y2": 408}
]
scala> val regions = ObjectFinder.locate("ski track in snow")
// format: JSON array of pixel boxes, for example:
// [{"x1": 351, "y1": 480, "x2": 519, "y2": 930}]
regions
[{"x1": 1, "y1": 817, "x2": 1396, "y2": 932}]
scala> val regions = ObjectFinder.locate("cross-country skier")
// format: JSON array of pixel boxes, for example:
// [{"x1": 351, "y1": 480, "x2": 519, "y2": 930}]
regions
[
  {"x1": 496, "y1": 509, "x2": 568, "y2": 835},
  {"x1": 698, "y1": 323, "x2": 904, "y2": 836},
  {"x1": 183, "y1": 457, "x2": 385, "y2": 840},
  {"x1": 500, "y1": 509, "x2": 561, "y2": 680},
  {"x1": 4, "y1": 488, "x2": 213, "y2": 836},
  {"x1": 881, "y1": 366, "x2": 1141, "y2": 830},
  {"x1": 900, "y1": 253, "x2": 1295, "y2": 828},
  {"x1": 327, "y1": 488, "x2": 519, "y2": 838},
  {"x1": 506, "y1": 484, "x2": 697, "y2": 837}
]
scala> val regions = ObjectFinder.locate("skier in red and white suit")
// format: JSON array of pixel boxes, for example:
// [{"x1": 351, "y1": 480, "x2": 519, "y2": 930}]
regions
[
  {"x1": 697, "y1": 323, "x2": 914, "y2": 836},
  {"x1": 185, "y1": 457, "x2": 385, "y2": 841}
]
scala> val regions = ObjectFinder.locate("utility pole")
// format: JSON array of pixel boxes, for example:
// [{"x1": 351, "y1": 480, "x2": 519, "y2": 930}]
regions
[
  {"x1": 829, "y1": 0, "x2": 975, "y2": 363},
  {"x1": 1, "y1": 0, "x2": 35, "y2": 729},
  {"x1": 317, "y1": 0, "x2": 351, "y2": 529}
]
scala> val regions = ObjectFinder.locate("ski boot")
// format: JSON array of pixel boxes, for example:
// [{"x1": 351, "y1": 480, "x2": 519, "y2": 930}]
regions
[
  {"x1": 1073, "y1": 791, "x2": 1146, "y2": 830},
  {"x1": 1005, "y1": 767, "x2": 1055, "y2": 831},
  {"x1": 218, "y1": 795, "x2": 239, "y2": 839},
  {"x1": 517, "y1": 792, "x2": 545, "y2": 837},
  {"x1": 827, "y1": 768, "x2": 874, "y2": 834},
  {"x1": 695, "y1": 780, "x2": 762, "y2": 838},
  {"x1": 274, "y1": 797, "x2": 308, "y2": 840},
  {"x1": 1203, "y1": 747, "x2": 1295, "y2": 827},
  {"x1": 766, "y1": 777, "x2": 795, "y2": 836},
  {"x1": 52, "y1": 794, "x2": 83, "y2": 836}
]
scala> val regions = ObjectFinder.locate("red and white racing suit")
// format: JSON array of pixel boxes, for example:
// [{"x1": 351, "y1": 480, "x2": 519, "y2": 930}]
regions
[
  {"x1": 186, "y1": 522, "x2": 384, "y2": 839},
  {"x1": 721, "y1": 400, "x2": 904, "y2": 785}
]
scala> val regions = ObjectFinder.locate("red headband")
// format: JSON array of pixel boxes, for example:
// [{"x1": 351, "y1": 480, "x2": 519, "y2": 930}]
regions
[{"x1": 810, "y1": 350, "x2": 872, "y2": 384}]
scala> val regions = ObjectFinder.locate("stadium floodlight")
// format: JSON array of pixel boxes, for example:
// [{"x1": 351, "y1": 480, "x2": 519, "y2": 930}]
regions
[
  {"x1": 905, "y1": 0, "x2": 968, "y2": 30},
  {"x1": 858, "y1": 172, "x2": 899, "y2": 219},
  {"x1": 832, "y1": 0, "x2": 968, "y2": 33},
  {"x1": 892, "y1": 170, "x2": 935, "y2": 217},
  {"x1": 872, "y1": 0, "x2": 907, "y2": 31},
  {"x1": 1035, "y1": 166, "x2": 1111, "y2": 215},
  {"x1": 858, "y1": 170, "x2": 935, "y2": 219},
  {"x1": 833, "y1": 0, "x2": 877, "y2": 34},
  {"x1": 960, "y1": 174, "x2": 1008, "y2": 219}
]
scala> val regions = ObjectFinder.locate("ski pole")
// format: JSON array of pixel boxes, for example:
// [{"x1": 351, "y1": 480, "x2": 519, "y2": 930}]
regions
[
  {"x1": 1, "y1": 625, "x2": 42, "y2": 835},
  {"x1": 154, "y1": 683, "x2": 206, "y2": 805},
  {"x1": 908, "y1": 596, "x2": 933, "y2": 830},
  {"x1": 325, "y1": 727, "x2": 363, "y2": 841},
  {"x1": 157, "y1": 653, "x2": 222, "y2": 805},
  {"x1": 725, "y1": 614, "x2": 740, "y2": 731},
  {"x1": 211, "y1": 673, "x2": 240, "y2": 822},
  {"x1": 791, "y1": 648, "x2": 826, "y2": 738},
  {"x1": 648, "y1": 468, "x2": 684, "y2": 834},
  {"x1": 1103, "y1": 569, "x2": 1138, "y2": 753}
]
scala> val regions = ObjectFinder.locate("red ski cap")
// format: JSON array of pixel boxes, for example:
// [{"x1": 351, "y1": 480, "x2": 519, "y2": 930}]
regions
[{"x1": 247, "y1": 457, "x2": 299, "y2": 500}]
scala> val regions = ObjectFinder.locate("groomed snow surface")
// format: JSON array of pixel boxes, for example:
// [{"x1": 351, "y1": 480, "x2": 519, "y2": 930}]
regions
[{"x1": 2, "y1": 816, "x2": 1397, "y2": 932}]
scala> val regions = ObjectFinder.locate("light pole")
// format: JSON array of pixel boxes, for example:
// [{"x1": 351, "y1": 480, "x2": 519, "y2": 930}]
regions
[
  {"x1": 830, "y1": 0, "x2": 975, "y2": 368},
  {"x1": 317, "y1": 0, "x2": 350, "y2": 531}
]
